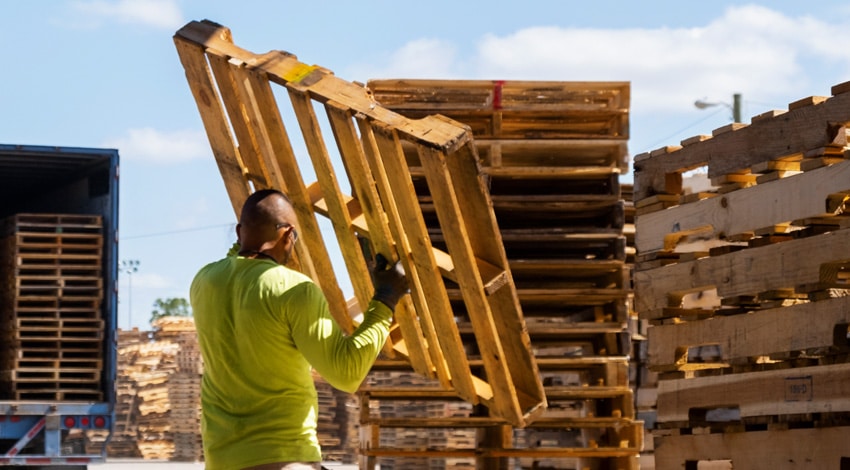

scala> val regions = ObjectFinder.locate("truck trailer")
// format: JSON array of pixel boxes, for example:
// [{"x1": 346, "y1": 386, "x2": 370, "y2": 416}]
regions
[{"x1": 0, "y1": 144, "x2": 118, "y2": 468}]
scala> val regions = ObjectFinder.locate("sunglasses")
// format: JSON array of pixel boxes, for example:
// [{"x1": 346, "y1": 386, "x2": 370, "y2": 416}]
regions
[{"x1": 275, "y1": 223, "x2": 298, "y2": 242}]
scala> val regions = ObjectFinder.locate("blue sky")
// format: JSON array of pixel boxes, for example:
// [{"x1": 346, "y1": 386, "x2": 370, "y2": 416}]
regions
[{"x1": 2, "y1": 1, "x2": 850, "y2": 330}]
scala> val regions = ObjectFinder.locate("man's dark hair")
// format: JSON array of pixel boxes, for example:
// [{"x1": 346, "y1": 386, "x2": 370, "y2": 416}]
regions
[{"x1": 240, "y1": 189, "x2": 292, "y2": 227}]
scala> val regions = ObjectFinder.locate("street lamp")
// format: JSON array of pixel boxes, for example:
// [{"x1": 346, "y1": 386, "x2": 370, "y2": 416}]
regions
[
  {"x1": 695, "y1": 93, "x2": 742, "y2": 123},
  {"x1": 120, "y1": 259, "x2": 140, "y2": 329}
]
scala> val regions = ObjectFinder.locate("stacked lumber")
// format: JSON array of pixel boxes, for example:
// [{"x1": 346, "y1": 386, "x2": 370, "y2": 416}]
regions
[
  {"x1": 313, "y1": 370, "x2": 361, "y2": 464},
  {"x1": 107, "y1": 328, "x2": 148, "y2": 458},
  {"x1": 365, "y1": 79, "x2": 641, "y2": 469},
  {"x1": 107, "y1": 317, "x2": 203, "y2": 462},
  {"x1": 361, "y1": 369, "x2": 477, "y2": 469},
  {"x1": 0, "y1": 213, "x2": 104, "y2": 401},
  {"x1": 111, "y1": 319, "x2": 357, "y2": 463},
  {"x1": 633, "y1": 80, "x2": 850, "y2": 469}
]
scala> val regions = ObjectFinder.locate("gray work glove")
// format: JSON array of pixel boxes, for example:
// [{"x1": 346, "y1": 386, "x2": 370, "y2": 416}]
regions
[{"x1": 370, "y1": 253, "x2": 409, "y2": 311}]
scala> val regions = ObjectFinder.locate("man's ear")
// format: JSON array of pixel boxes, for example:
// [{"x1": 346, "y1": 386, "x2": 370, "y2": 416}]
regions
[{"x1": 235, "y1": 223, "x2": 242, "y2": 243}]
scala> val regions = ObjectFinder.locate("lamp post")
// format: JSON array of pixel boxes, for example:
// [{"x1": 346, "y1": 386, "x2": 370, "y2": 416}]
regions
[
  {"x1": 120, "y1": 259, "x2": 140, "y2": 329},
  {"x1": 695, "y1": 93, "x2": 742, "y2": 123}
]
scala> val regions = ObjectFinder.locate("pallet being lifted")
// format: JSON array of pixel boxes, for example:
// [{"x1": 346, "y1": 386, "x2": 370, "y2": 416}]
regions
[
  {"x1": 173, "y1": 20, "x2": 546, "y2": 428},
  {"x1": 633, "y1": 80, "x2": 850, "y2": 469}
]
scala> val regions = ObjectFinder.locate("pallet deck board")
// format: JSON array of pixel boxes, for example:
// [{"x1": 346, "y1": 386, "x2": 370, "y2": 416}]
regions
[
  {"x1": 635, "y1": 159, "x2": 850, "y2": 254},
  {"x1": 635, "y1": 228, "x2": 850, "y2": 319},
  {"x1": 633, "y1": 83, "x2": 850, "y2": 201}
]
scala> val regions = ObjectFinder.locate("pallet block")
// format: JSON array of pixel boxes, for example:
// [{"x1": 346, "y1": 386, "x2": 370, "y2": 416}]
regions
[{"x1": 174, "y1": 20, "x2": 545, "y2": 427}]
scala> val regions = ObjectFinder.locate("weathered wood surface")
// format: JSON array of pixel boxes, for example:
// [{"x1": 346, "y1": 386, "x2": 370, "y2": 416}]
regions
[
  {"x1": 656, "y1": 362, "x2": 850, "y2": 424},
  {"x1": 635, "y1": 159, "x2": 850, "y2": 254},
  {"x1": 648, "y1": 295, "x2": 850, "y2": 370},
  {"x1": 654, "y1": 426, "x2": 850, "y2": 469},
  {"x1": 635, "y1": 228, "x2": 850, "y2": 319},
  {"x1": 633, "y1": 80, "x2": 850, "y2": 201}
]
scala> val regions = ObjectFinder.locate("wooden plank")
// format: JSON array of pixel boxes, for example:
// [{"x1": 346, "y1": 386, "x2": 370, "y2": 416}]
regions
[
  {"x1": 176, "y1": 22, "x2": 469, "y2": 151},
  {"x1": 323, "y1": 101, "x2": 430, "y2": 372},
  {"x1": 236, "y1": 64, "x2": 331, "y2": 296},
  {"x1": 636, "y1": 159, "x2": 850, "y2": 254},
  {"x1": 172, "y1": 35, "x2": 249, "y2": 215},
  {"x1": 654, "y1": 426, "x2": 850, "y2": 469},
  {"x1": 648, "y1": 295, "x2": 850, "y2": 370},
  {"x1": 368, "y1": 121, "x2": 478, "y2": 404},
  {"x1": 205, "y1": 52, "x2": 270, "y2": 190},
  {"x1": 286, "y1": 89, "x2": 375, "y2": 318},
  {"x1": 361, "y1": 446, "x2": 639, "y2": 459},
  {"x1": 633, "y1": 85, "x2": 850, "y2": 201},
  {"x1": 635, "y1": 228, "x2": 850, "y2": 319},
  {"x1": 656, "y1": 362, "x2": 850, "y2": 424},
  {"x1": 419, "y1": 138, "x2": 546, "y2": 426}
]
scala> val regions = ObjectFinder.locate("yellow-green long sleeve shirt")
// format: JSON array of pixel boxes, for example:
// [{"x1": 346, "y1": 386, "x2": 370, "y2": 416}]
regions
[{"x1": 189, "y1": 254, "x2": 392, "y2": 469}]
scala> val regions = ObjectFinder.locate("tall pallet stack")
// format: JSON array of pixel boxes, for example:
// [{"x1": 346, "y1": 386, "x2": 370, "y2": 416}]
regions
[
  {"x1": 108, "y1": 328, "x2": 148, "y2": 458},
  {"x1": 153, "y1": 317, "x2": 204, "y2": 462},
  {"x1": 313, "y1": 370, "x2": 361, "y2": 464},
  {"x1": 633, "y1": 80, "x2": 850, "y2": 469},
  {"x1": 364, "y1": 79, "x2": 642, "y2": 469},
  {"x1": 361, "y1": 368, "x2": 477, "y2": 470},
  {"x1": 108, "y1": 317, "x2": 204, "y2": 462},
  {"x1": 0, "y1": 213, "x2": 105, "y2": 401}
]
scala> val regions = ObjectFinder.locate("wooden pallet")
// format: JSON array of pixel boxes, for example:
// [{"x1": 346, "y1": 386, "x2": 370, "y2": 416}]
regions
[
  {"x1": 174, "y1": 20, "x2": 545, "y2": 427},
  {"x1": 634, "y1": 81, "x2": 850, "y2": 469},
  {"x1": 367, "y1": 79, "x2": 630, "y2": 144},
  {"x1": 359, "y1": 382, "x2": 641, "y2": 470},
  {"x1": 367, "y1": 78, "x2": 639, "y2": 468},
  {"x1": 655, "y1": 361, "x2": 850, "y2": 429},
  {"x1": 633, "y1": 81, "x2": 850, "y2": 202},
  {"x1": 647, "y1": 294, "x2": 850, "y2": 372},
  {"x1": 654, "y1": 425, "x2": 850, "y2": 469},
  {"x1": 635, "y1": 223, "x2": 850, "y2": 321}
]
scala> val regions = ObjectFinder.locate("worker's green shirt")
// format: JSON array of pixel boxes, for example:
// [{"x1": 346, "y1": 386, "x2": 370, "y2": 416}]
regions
[{"x1": 190, "y1": 253, "x2": 392, "y2": 469}]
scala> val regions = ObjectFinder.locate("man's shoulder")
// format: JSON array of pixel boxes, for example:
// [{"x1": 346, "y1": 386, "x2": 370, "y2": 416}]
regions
[{"x1": 262, "y1": 264, "x2": 315, "y2": 289}]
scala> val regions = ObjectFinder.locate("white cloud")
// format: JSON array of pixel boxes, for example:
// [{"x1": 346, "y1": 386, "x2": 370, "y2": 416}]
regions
[
  {"x1": 71, "y1": 0, "x2": 183, "y2": 30},
  {"x1": 348, "y1": 38, "x2": 460, "y2": 79},
  {"x1": 102, "y1": 128, "x2": 209, "y2": 164},
  {"x1": 365, "y1": 5, "x2": 850, "y2": 115}
]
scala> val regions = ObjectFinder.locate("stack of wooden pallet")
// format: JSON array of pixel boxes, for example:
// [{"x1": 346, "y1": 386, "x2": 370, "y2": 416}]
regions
[
  {"x1": 364, "y1": 79, "x2": 642, "y2": 469},
  {"x1": 154, "y1": 317, "x2": 204, "y2": 462},
  {"x1": 361, "y1": 369, "x2": 476, "y2": 470},
  {"x1": 108, "y1": 317, "x2": 204, "y2": 462},
  {"x1": 107, "y1": 328, "x2": 148, "y2": 458},
  {"x1": 633, "y1": 80, "x2": 850, "y2": 468},
  {"x1": 111, "y1": 318, "x2": 361, "y2": 463},
  {"x1": 313, "y1": 370, "x2": 361, "y2": 464},
  {"x1": 0, "y1": 213, "x2": 104, "y2": 401}
]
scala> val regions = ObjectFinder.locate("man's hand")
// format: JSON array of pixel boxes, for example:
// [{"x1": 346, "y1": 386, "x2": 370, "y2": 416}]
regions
[{"x1": 370, "y1": 253, "x2": 409, "y2": 311}]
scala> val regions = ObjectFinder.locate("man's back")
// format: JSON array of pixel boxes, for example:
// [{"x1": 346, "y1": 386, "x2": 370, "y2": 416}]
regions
[{"x1": 191, "y1": 255, "x2": 324, "y2": 468}]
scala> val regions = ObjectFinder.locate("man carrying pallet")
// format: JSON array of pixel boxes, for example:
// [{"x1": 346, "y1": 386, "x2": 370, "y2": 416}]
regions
[{"x1": 190, "y1": 189, "x2": 408, "y2": 470}]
